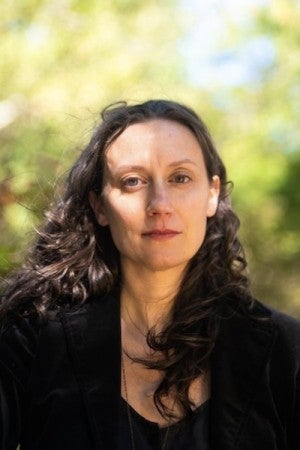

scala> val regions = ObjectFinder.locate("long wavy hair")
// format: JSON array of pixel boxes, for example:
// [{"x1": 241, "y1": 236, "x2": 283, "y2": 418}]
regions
[{"x1": 1, "y1": 99, "x2": 251, "y2": 418}]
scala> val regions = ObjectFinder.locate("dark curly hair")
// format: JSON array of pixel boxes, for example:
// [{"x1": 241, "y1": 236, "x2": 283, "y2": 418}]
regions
[{"x1": 0, "y1": 99, "x2": 252, "y2": 419}]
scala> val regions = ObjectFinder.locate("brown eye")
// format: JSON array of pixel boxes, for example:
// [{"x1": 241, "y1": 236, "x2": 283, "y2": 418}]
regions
[{"x1": 171, "y1": 174, "x2": 191, "y2": 184}]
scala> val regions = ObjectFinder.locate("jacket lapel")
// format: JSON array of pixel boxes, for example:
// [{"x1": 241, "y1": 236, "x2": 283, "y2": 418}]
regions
[
  {"x1": 60, "y1": 294, "x2": 121, "y2": 450},
  {"x1": 60, "y1": 294, "x2": 278, "y2": 450},
  {"x1": 210, "y1": 302, "x2": 277, "y2": 449}
]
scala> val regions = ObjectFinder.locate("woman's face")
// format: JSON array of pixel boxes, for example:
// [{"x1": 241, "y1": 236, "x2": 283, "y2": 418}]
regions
[{"x1": 90, "y1": 119, "x2": 220, "y2": 274}]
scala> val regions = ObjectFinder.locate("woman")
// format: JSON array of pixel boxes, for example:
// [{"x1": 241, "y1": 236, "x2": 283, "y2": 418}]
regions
[{"x1": 0, "y1": 99, "x2": 299, "y2": 450}]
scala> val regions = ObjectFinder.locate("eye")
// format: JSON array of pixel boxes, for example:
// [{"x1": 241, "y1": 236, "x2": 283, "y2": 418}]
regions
[
  {"x1": 120, "y1": 176, "x2": 145, "y2": 189},
  {"x1": 122, "y1": 177, "x2": 138, "y2": 186},
  {"x1": 171, "y1": 173, "x2": 191, "y2": 184}
]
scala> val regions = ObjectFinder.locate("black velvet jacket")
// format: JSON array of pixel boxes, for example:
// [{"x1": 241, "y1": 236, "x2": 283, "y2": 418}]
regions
[{"x1": 0, "y1": 294, "x2": 299, "y2": 450}]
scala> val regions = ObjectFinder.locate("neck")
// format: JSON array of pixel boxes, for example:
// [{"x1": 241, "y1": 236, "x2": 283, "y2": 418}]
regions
[{"x1": 120, "y1": 262, "x2": 186, "y2": 334}]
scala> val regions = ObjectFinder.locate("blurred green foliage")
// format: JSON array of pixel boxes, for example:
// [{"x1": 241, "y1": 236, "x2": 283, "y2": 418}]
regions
[
  {"x1": 223, "y1": 0, "x2": 300, "y2": 315},
  {"x1": 0, "y1": 0, "x2": 299, "y2": 315}
]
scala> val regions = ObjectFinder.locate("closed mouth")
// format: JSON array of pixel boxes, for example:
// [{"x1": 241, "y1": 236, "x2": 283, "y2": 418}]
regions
[{"x1": 142, "y1": 229, "x2": 181, "y2": 238}]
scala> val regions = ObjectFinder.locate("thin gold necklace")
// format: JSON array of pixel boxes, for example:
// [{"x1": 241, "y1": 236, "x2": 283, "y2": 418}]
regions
[
  {"x1": 123, "y1": 301, "x2": 148, "y2": 337},
  {"x1": 121, "y1": 351, "x2": 170, "y2": 450}
]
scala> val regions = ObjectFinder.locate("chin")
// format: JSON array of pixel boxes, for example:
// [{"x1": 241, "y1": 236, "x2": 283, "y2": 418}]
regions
[{"x1": 142, "y1": 257, "x2": 190, "y2": 273}]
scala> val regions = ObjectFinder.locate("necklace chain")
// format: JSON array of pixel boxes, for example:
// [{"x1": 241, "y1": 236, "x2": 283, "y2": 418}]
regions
[
  {"x1": 121, "y1": 352, "x2": 137, "y2": 450},
  {"x1": 123, "y1": 301, "x2": 148, "y2": 337},
  {"x1": 121, "y1": 351, "x2": 170, "y2": 450}
]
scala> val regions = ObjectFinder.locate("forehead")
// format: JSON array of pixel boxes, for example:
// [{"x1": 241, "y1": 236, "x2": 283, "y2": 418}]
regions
[{"x1": 105, "y1": 119, "x2": 204, "y2": 167}]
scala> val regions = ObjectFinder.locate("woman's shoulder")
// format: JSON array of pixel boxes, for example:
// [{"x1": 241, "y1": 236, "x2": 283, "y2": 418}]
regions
[
  {"x1": 253, "y1": 299, "x2": 300, "y2": 337},
  {"x1": 219, "y1": 298, "x2": 300, "y2": 360},
  {"x1": 265, "y1": 303, "x2": 300, "y2": 354},
  {"x1": 234, "y1": 297, "x2": 300, "y2": 333},
  {"x1": 248, "y1": 299, "x2": 300, "y2": 361},
  {"x1": 0, "y1": 312, "x2": 43, "y2": 347},
  {"x1": 0, "y1": 304, "x2": 83, "y2": 389},
  {"x1": 0, "y1": 312, "x2": 44, "y2": 388},
  {"x1": 0, "y1": 293, "x2": 118, "y2": 359}
]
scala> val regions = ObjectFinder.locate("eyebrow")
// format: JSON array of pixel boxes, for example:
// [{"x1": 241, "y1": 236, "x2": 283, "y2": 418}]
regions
[
  {"x1": 168, "y1": 158, "x2": 199, "y2": 167},
  {"x1": 114, "y1": 165, "x2": 145, "y2": 172},
  {"x1": 112, "y1": 159, "x2": 199, "y2": 173}
]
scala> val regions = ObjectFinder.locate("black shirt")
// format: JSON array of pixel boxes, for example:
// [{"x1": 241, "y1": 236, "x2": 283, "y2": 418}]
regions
[{"x1": 118, "y1": 397, "x2": 210, "y2": 450}]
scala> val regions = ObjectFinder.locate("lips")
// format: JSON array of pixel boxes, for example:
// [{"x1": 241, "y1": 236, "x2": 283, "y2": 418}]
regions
[{"x1": 142, "y1": 229, "x2": 181, "y2": 241}]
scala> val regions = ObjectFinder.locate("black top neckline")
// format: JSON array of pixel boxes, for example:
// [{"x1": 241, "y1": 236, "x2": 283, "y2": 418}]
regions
[{"x1": 120, "y1": 396, "x2": 210, "y2": 430}]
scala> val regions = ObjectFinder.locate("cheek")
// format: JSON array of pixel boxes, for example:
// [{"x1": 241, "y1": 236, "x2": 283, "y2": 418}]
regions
[
  {"x1": 181, "y1": 191, "x2": 210, "y2": 219},
  {"x1": 105, "y1": 201, "x2": 139, "y2": 232},
  {"x1": 186, "y1": 200, "x2": 209, "y2": 239},
  {"x1": 104, "y1": 191, "x2": 145, "y2": 224},
  {"x1": 106, "y1": 207, "x2": 140, "y2": 255}
]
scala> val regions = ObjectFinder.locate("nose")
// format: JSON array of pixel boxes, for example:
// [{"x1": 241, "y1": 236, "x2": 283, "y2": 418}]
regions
[{"x1": 146, "y1": 184, "x2": 173, "y2": 216}]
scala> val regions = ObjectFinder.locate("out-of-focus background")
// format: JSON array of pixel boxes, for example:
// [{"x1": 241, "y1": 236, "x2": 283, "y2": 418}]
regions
[{"x1": 0, "y1": 0, "x2": 299, "y2": 316}]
